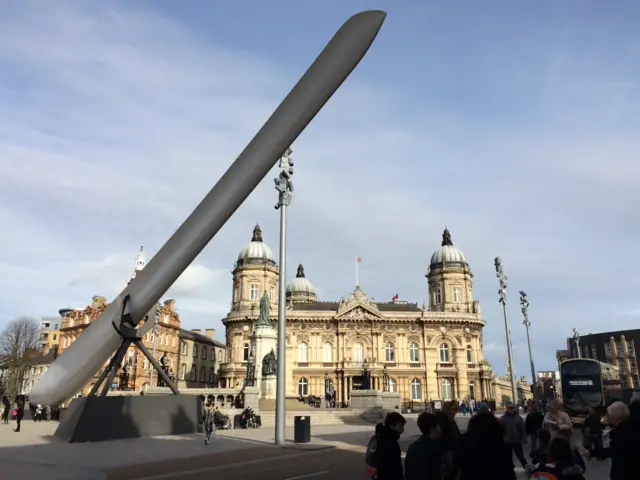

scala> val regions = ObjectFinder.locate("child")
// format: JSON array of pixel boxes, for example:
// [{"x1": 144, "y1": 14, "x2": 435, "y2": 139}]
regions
[{"x1": 529, "y1": 437, "x2": 586, "y2": 480}]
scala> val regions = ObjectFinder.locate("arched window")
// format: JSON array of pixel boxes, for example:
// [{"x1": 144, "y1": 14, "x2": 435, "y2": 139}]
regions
[
  {"x1": 181, "y1": 341, "x2": 188, "y2": 356},
  {"x1": 298, "y1": 377, "x2": 309, "y2": 396},
  {"x1": 469, "y1": 381, "x2": 476, "y2": 400},
  {"x1": 322, "y1": 343, "x2": 333, "y2": 362},
  {"x1": 243, "y1": 344, "x2": 250, "y2": 362},
  {"x1": 442, "y1": 379, "x2": 453, "y2": 401},
  {"x1": 179, "y1": 364, "x2": 186, "y2": 380},
  {"x1": 411, "y1": 378, "x2": 422, "y2": 400},
  {"x1": 209, "y1": 367, "x2": 215, "y2": 383},
  {"x1": 200, "y1": 366, "x2": 206, "y2": 382},
  {"x1": 353, "y1": 342, "x2": 364, "y2": 363},
  {"x1": 409, "y1": 342, "x2": 420, "y2": 362},
  {"x1": 466, "y1": 345, "x2": 473, "y2": 363},
  {"x1": 439, "y1": 343, "x2": 450, "y2": 363},
  {"x1": 202, "y1": 346, "x2": 207, "y2": 360},
  {"x1": 385, "y1": 342, "x2": 395, "y2": 362},
  {"x1": 298, "y1": 342, "x2": 309, "y2": 362},
  {"x1": 389, "y1": 378, "x2": 397, "y2": 393},
  {"x1": 193, "y1": 344, "x2": 198, "y2": 358},
  {"x1": 190, "y1": 365, "x2": 196, "y2": 381}
]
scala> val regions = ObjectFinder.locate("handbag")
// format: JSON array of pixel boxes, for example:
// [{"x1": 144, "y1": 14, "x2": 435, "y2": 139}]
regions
[{"x1": 11, "y1": 409, "x2": 17, "y2": 416}]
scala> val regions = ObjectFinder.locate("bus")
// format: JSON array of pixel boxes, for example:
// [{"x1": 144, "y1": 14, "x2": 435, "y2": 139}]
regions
[{"x1": 559, "y1": 358, "x2": 623, "y2": 422}]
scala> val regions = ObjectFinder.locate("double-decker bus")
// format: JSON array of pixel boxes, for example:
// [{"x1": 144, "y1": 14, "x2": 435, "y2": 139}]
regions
[{"x1": 559, "y1": 358, "x2": 623, "y2": 422}]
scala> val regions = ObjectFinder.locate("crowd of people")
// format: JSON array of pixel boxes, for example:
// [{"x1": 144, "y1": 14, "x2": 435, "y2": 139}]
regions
[{"x1": 366, "y1": 396, "x2": 640, "y2": 480}]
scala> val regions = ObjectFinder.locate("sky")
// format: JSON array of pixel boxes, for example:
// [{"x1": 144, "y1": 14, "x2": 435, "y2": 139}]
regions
[{"x1": 1, "y1": 0, "x2": 639, "y2": 378}]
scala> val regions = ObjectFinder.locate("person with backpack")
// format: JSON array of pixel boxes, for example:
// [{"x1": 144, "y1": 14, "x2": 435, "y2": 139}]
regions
[
  {"x1": 404, "y1": 412, "x2": 443, "y2": 480},
  {"x1": 365, "y1": 412, "x2": 406, "y2": 480}
]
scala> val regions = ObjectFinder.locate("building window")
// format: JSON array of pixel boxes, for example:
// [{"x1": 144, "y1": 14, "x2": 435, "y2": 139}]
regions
[
  {"x1": 190, "y1": 365, "x2": 197, "y2": 381},
  {"x1": 434, "y1": 289, "x2": 442, "y2": 304},
  {"x1": 385, "y1": 343, "x2": 395, "y2": 362},
  {"x1": 409, "y1": 343, "x2": 420, "y2": 362},
  {"x1": 179, "y1": 364, "x2": 186, "y2": 380},
  {"x1": 298, "y1": 342, "x2": 309, "y2": 363},
  {"x1": 298, "y1": 377, "x2": 309, "y2": 396},
  {"x1": 469, "y1": 381, "x2": 476, "y2": 399},
  {"x1": 209, "y1": 367, "x2": 215, "y2": 383},
  {"x1": 442, "y1": 379, "x2": 453, "y2": 401},
  {"x1": 181, "y1": 341, "x2": 188, "y2": 356},
  {"x1": 233, "y1": 288, "x2": 239, "y2": 302},
  {"x1": 243, "y1": 344, "x2": 250, "y2": 362},
  {"x1": 411, "y1": 378, "x2": 422, "y2": 400},
  {"x1": 250, "y1": 285, "x2": 259, "y2": 300},
  {"x1": 591, "y1": 344, "x2": 597, "y2": 359},
  {"x1": 466, "y1": 345, "x2": 473, "y2": 363},
  {"x1": 143, "y1": 358, "x2": 148, "y2": 370},
  {"x1": 211, "y1": 348, "x2": 216, "y2": 362},
  {"x1": 200, "y1": 366, "x2": 205, "y2": 382},
  {"x1": 439, "y1": 343, "x2": 450, "y2": 363},
  {"x1": 193, "y1": 344, "x2": 198, "y2": 358},
  {"x1": 202, "y1": 346, "x2": 207, "y2": 360},
  {"x1": 270, "y1": 287, "x2": 275, "y2": 302},
  {"x1": 322, "y1": 343, "x2": 333, "y2": 362},
  {"x1": 452, "y1": 287, "x2": 461, "y2": 304},
  {"x1": 389, "y1": 378, "x2": 397, "y2": 393},
  {"x1": 164, "y1": 314, "x2": 169, "y2": 323},
  {"x1": 354, "y1": 343, "x2": 364, "y2": 363}
]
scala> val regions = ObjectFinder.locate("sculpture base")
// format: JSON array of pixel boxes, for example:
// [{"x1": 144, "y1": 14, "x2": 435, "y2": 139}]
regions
[
  {"x1": 55, "y1": 394, "x2": 202, "y2": 443},
  {"x1": 260, "y1": 375, "x2": 277, "y2": 399}
]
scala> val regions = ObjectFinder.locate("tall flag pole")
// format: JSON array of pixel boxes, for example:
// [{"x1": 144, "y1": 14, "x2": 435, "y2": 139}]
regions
[{"x1": 356, "y1": 256, "x2": 361, "y2": 286}]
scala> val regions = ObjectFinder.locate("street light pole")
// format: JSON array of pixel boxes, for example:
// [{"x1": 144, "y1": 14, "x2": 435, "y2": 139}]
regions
[
  {"x1": 519, "y1": 291, "x2": 539, "y2": 407},
  {"x1": 149, "y1": 305, "x2": 160, "y2": 386},
  {"x1": 572, "y1": 328, "x2": 581, "y2": 358},
  {"x1": 494, "y1": 257, "x2": 518, "y2": 404},
  {"x1": 274, "y1": 148, "x2": 294, "y2": 446}
]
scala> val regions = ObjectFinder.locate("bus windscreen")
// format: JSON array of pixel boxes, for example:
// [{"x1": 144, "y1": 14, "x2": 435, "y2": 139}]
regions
[{"x1": 561, "y1": 360, "x2": 603, "y2": 413}]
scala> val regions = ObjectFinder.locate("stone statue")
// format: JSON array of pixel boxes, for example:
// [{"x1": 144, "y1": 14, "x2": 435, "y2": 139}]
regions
[
  {"x1": 274, "y1": 148, "x2": 294, "y2": 209},
  {"x1": 256, "y1": 290, "x2": 271, "y2": 327},
  {"x1": 262, "y1": 348, "x2": 277, "y2": 376}
]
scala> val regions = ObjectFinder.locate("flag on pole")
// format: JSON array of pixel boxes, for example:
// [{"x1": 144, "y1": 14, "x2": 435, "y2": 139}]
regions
[
  {"x1": 356, "y1": 257, "x2": 361, "y2": 262},
  {"x1": 355, "y1": 256, "x2": 361, "y2": 286},
  {"x1": 392, "y1": 294, "x2": 399, "y2": 301}
]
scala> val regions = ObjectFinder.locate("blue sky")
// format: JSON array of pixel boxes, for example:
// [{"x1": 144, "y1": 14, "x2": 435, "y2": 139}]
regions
[{"x1": 1, "y1": 0, "x2": 639, "y2": 378}]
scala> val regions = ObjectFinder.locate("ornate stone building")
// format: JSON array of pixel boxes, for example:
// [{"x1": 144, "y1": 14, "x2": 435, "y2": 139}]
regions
[{"x1": 220, "y1": 225, "x2": 495, "y2": 406}]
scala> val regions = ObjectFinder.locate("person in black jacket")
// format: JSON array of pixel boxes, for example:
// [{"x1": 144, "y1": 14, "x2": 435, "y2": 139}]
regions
[
  {"x1": 608, "y1": 399, "x2": 640, "y2": 480},
  {"x1": 454, "y1": 411, "x2": 515, "y2": 480},
  {"x1": 525, "y1": 402, "x2": 544, "y2": 460},
  {"x1": 405, "y1": 412, "x2": 443, "y2": 480},
  {"x1": 366, "y1": 412, "x2": 406, "y2": 480},
  {"x1": 435, "y1": 401, "x2": 461, "y2": 453}
]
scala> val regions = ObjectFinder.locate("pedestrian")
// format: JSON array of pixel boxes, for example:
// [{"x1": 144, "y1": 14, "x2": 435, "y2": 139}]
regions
[
  {"x1": 435, "y1": 400, "x2": 461, "y2": 452},
  {"x1": 525, "y1": 401, "x2": 544, "y2": 461},
  {"x1": 542, "y1": 401, "x2": 572, "y2": 439},
  {"x1": 608, "y1": 400, "x2": 640, "y2": 480},
  {"x1": 556, "y1": 429, "x2": 586, "y2": 474},
  {"x1": 14, "y1": 398, "x2": 25, "y2": 433},
  {"x1": 581, "y1": 407, "x2": 604, "y2": 460},
  {"x1": 203, "y1": 402, "x2": 216, "y2": 445},
  {"x1": 404, "y1": 412, "x2": 443, "y2": 480},
  {"x1": 530, "y1": 428, "x2": 551, "y2": 465},
  {"x1": 527, "y1": 436, "x2": 585, "y2": 480},
  {"x1": 454, "y1": 410, "x2": 516, "y2": 479},
  {"x1": 499, "y1": 402, "x2": 528, "y2": 470},
  {"x1": 1, "y1": 403, "x2": 9, "y2": 424},
  {"x1": 365, "y1": 412, "x2": 406, "y2": 480}
]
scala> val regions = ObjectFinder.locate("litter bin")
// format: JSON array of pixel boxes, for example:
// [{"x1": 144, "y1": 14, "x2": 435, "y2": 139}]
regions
[{"x1": 294, "y1": 415, "x2": 311, "y2": 443}]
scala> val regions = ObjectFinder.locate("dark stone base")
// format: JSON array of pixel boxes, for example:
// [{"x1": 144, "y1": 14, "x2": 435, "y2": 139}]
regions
[{"x1": 55, "y1": 395, "x2": 202, "y2": 443}]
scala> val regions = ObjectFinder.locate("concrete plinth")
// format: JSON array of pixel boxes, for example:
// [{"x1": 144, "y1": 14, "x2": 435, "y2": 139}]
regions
[
  {"x1": 350, "y1": 390, "x2": 401, "y2": 411},
  {"x1": 261, "y1": 375, "x2": 277, "y2": 399},
  {"x1": 55, "y1": 394, "x2": 202, "y2": 443}
]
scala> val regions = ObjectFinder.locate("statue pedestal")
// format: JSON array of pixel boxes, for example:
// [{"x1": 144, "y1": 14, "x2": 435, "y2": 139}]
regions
[
  {"x1": 251, "y1": 324, "x2": 277, "y2": 382},
  {"x1": 261, "y1": 375, "x2": 277, "y2": 399}
]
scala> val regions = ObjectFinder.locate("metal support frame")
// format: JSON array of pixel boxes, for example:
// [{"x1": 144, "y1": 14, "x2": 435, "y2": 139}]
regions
[{"x1": 87, "y1": 295, "x2": 180, "y2": 397}]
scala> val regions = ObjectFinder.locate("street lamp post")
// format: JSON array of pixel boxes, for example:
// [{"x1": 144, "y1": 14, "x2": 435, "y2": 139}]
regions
[
  {"x1": 572, "y1": 328, "x2": 581, "y2": 358},
  {"x1": 519, "y1": 291, "x2": 539, "y2": 407},
  {"x1": 274, "y1": 148, "x2": 294, "y2": 446},
  {"x1": 383, "y1": 364, "x2": 389, "y2": 392},
  {"x1": 494, "y1": 257, "x2": 518, "y2": 403},
  {"x1": 149, "y1": 305, "x2": 160, "y2": 386}
]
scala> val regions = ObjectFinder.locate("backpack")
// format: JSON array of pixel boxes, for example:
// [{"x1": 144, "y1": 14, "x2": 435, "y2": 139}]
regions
[
  {"x1": 440, "y1": 450, "x2": 460, "y2": 480},
  {"x1": 365, "y1": 435, "x2": 380, "y2": 479}
]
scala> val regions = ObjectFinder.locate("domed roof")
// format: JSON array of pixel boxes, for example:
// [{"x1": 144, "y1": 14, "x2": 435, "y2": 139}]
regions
[
  {"x1": 286, "y1": 264, "x2": 316, "y2": 295},
  {"x1": 430, "y1": 228, "x2": 467, "y2": 266},
  {"x1": 237, "y1": 224, "x2": 274, "y2": 262}
]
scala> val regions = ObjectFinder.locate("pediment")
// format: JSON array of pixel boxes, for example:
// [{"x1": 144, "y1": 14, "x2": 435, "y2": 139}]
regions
[{"x1": 336, "y1": 304, "x2": 384, "y2": 320}]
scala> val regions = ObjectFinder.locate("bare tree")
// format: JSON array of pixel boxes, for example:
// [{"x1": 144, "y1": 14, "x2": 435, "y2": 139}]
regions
[{"x1": 0, "y1": 317, "x2": 39, "y2": 403}]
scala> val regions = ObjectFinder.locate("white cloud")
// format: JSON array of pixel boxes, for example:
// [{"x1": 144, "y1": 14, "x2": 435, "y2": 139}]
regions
[{"x1": 1, "y1": 1, "x2": 639, "y2": 377}]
